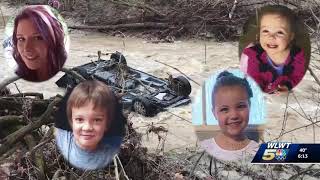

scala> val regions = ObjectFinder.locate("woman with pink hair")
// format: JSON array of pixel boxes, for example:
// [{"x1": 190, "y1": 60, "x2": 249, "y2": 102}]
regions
[{"x1": 12, "y1": 5, "x2": 67, "y2": 82}]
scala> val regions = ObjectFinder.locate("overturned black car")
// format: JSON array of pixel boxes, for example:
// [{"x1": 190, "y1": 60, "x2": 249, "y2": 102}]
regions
[{"x1": 56, "y1": 52, "x2": 192, "y2": 117}]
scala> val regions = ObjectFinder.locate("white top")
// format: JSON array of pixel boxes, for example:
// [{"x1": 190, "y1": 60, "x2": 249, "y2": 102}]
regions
[{"x1": 200, "y1": 138, "x2": 259, "y2": 161}]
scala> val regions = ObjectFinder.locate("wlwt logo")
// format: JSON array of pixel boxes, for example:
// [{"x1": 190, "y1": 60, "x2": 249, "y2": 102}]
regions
[{"x1": 262, "y1": 142, "x2": 291, "y2": 161}]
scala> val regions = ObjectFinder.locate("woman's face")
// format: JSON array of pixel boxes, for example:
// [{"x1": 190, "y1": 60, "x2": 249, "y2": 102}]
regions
[
  {"x1": 213, "y1": 85, "x2": 250, "y2": 138},
  {"x1": 16, "y1": 18, "x2": 48, "y2": 70},
  {"x1": 71, "y1": 102, "x2": 108, "y2": 151}
]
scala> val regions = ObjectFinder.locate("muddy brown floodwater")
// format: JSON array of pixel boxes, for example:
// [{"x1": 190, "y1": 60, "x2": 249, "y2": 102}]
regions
[{"x1": 1, "y1": 3, "x2": 320, "y2": 154}]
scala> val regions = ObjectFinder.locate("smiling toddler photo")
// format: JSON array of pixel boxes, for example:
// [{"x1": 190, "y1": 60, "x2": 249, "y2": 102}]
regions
[{"x1": 240, "y1": 5, "x2": 310, "y2": 94}]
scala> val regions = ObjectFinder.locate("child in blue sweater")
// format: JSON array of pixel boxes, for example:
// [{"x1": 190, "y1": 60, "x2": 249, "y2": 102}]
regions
[{"x1": 55, "y1": 80, "x2": 123, "y2": 170}]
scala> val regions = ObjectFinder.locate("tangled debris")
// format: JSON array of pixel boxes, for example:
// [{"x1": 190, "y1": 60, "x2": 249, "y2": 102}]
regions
[
  {"x1": 0, "y1": 92, "x2": 178, "y2": 179},
  {"x1": 5, "y1": 1, "x2": 320, "y2": 41},
  {"x1": 2, "y1": 91, "x2": 320, "y2": 179},
  {"x1": 58, "y1": 0, "x2": 320, "y2": 41},
  {"x1": 0, "y1": 82, "x2": 197, "y2": 179}
]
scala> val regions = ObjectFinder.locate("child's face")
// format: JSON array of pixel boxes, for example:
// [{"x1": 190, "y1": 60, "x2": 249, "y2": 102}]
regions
[
  {"x1": 71, "y1": 102, "x2": 108, "y2": 151},
  {"x1": 213, "y1": 86, "x2": 250, "y2": 138},
  {"x1": 259, "y1": 14, "x2": 294, "y2": 58}
]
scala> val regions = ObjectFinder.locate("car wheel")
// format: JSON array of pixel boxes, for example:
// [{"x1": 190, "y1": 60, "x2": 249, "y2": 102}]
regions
[
  {"x1": 171, "y1": 76, "x2": 192, "y2": 97},
  {"x1": 111, "y1": 51, "x2": 127, "y2": 65},
  {"x1": 56, "y1": 74, "x2": 77, "y2": 88},
  {"x1": 75, "y1": 68, "x2": 90, "y2": 79},
  {"x1": 133, "y1": 98, "x2": 152, "y2": 116}
]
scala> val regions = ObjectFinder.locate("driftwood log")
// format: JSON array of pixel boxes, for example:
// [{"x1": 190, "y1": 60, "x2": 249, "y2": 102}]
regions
[
  {"x1": 68, "y1": 22, "x2": 169, "y2": 30},
  {"x1": 0, "y1": 96, "x2": 61, "y2": 156}
]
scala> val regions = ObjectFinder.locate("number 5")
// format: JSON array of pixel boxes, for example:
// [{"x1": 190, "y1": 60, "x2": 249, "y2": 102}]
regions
[{"x1": 262, "y1": 149, "x2": 276, "y2": 160}]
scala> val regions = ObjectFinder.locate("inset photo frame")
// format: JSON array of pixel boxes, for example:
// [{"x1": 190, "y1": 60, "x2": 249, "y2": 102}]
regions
[
  {"x1": 239, "y1": 5, "x2": 311, "y2": 94},
  {"x1": 54, "y1": 80, "x2": 125, "y2": 170},
  {"x1": 192, "y1": 69, "x2": 265, "y2": 161},
  {"x1": 3, "y1": 5, "x2": 70, "y2": 82}
]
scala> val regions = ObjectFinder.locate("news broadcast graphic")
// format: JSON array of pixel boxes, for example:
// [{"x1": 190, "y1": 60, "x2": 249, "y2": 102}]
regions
[{"x1": 252, "y1": 142, "x2": 320, "y2": 163}]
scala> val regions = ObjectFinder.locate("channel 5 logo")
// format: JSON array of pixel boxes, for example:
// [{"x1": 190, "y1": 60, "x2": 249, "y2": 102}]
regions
[{"x1": 262, "y1": 142, "x2": 291, "y2": 161}]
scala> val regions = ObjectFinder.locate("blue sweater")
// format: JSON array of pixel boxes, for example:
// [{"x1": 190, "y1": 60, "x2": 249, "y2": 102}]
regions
[{"x1": 55, "y1": 128, "x2": 122, "y2": 170}]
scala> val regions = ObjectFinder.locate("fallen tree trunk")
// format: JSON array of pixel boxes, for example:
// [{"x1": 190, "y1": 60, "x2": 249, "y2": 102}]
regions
[
  {"x1": 7, "y1": 93, "x2": 44, "y2": 99},
  {"x1": 61, "y1": 67, "x2": 86, "y2": 82},
  {"x1": 110, "y1": 0, "x2": 166, "y2": 17},
  {"x1": 24, "y1": 134, "x2": 46, "y2": 180},
  {"x1": 68, "y1": 22, "x2": 169, "y2": 30},
  {"x1": 0, "y1": 115, "x2": 24, "y2": 126},
  {"x1": 0, "y1": 97, "x2": 50, "y2": 117},
  {"x1": 0, "y1": 74, "x2": 20, "y2": 91},
  {"x1": 0, "y1": 96, "x2": 61, "y2": 156}
]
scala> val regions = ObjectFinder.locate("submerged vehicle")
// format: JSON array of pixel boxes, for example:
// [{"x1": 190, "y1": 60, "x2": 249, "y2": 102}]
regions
[{"x1": 56, "y1": 51, "x2": 192, "y2": 117}]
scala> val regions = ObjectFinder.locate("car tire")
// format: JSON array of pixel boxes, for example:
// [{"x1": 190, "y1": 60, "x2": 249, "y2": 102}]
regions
[
  {"x1": 56, "y1": 74, "x2": 77, "y2": 88},
  {"x1": 171, "y1": 76, "x2": 192, "y2": 97},
  {"x1": 75, "y1": 68, "x2": 91, "y2": 79},
  {"x1": 111, "y1": 51, "x2": 127, "y2": 65},
  {"x1": 133, "y1": 98, "x2": 153, "y2": 116}
]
